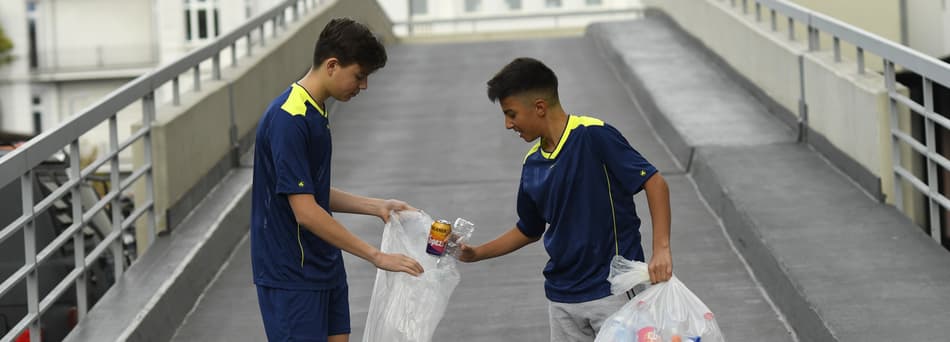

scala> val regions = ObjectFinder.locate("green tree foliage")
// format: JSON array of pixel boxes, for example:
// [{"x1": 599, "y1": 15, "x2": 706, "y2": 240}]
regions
[{"x1": 0, "y1": 24, "x2": 14, "y2": 65}]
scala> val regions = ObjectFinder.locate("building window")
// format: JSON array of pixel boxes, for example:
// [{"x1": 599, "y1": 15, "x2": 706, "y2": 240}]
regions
[
  {"x1": 505, "y1": 0, "x2": 521, "y2": 10},
  {"x1": 27, "y1": 2, "x2": 38, "y2": 69},
  {"x1": 410, "y1": 0, "x2": 427, "y2": 15},
  {"x1": 586, "y1": 0, "x2": 602, "y2": 5},
  {"x1": 184, "y1": 0, "x2": 220, "y2": 42},
  {"x1": 545, "y1": 0, "x2": 562, "y2": 8},
  {"x1": 465, "y1": 0, "x2": 481, "y2": 13}
]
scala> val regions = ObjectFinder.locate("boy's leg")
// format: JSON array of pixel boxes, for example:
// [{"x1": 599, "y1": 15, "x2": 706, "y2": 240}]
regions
[
  {"x1": 548, "y1": 294, "x2": 629, "y2": 342},
  {"x1": 256, "y1": 285, "x2": 350, "y2": 341}
]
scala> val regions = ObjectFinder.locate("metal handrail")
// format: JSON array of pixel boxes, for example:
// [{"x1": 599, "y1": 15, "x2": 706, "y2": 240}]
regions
[
  {"x1": 0, "y1": 1, "x2": 326, "y2": 341},
  {"x1": 399, "y1": 1, "x2": 644, "y2": 36},
  {"x1": 725, "y1": 0, "x2": 950, "y2": 244}
]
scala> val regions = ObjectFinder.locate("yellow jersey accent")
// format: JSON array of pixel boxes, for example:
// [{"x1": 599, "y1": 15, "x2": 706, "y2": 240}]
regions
[
  {"x1": 640, "y1": 170, "x2": 647, "y2": 176},
  {"x1": 280, "y1": 83, "x2": 327, "y2": 118},
  {"x1": 298, "y1": 181, "x2": 305, "y2": 187},
  {"x1": 523, "y1": 143, "x2": 541, "y2": 164},
  {"x1": 604, "y1": 165, "x2": 620, "y2": 255},
  {"x1": 297, "y1": 224, "x2": 305, "y2": 267},
  {"x1": 539, "y1": 115, "x2": 604, "y2": 160}
]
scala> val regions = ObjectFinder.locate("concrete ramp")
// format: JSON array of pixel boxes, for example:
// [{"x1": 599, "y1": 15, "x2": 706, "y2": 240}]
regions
[{"x1": 170, "y1": 35, "x2": 793, "y2": 341}]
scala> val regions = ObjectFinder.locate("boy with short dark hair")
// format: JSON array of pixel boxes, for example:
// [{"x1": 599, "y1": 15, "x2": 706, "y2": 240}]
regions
[
  {"x1": 459, "y1": 57, "x2": 673, "y2": 341},
  {"x1": 250, "y1": 18, "x2": 423, "y2": 342}
]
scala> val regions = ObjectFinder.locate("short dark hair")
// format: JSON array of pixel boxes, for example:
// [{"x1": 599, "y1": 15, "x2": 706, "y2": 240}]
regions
[
  {"x1": 313, "y1": 18, "x2": 387, "y2": 72},
  {"x1": 486, "y1": 57, "x2": 559, "y2": 105}
]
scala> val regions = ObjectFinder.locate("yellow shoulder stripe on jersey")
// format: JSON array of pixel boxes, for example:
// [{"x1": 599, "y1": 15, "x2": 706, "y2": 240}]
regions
[
  {"x1": 539, "y1": 115, "x2": 604, "y2": 160},
  {"x1": 523, "y1": 142, "x2": 541, "y2": 164},
  {"x1": 280, "y1": 83, "x2": 327, "y2": 118}
]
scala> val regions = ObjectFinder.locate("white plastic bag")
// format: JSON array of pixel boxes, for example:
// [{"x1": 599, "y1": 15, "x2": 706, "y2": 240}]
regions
[
  {"x1": 362, "y1": 211, "x2": 473, "y2": 342},
  {"x1": 595, "y1": 256, "x2": 725, "y2": 342}
]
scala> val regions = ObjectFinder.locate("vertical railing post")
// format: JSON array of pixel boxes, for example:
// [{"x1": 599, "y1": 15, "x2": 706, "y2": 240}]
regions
[
  {"x1": 857, "y1": 47, "x2": 866, "y2": 74},
  {"x1": 808, "y1": 26, "x2": 819, "y2": 51},
  {"x1": 70, "y1": 140, "x2": 88, "y2": 318},
  {"x1": 260, "y1": 24, "x2": 267, "y2": 46},
  {"x1": 193, "y1": 65, "x2": 202, "y2": 92},
  {"x1": 885, "y1": 60, "x2": 903, "y2": 211},
  {"x1": 213, "y1": 54, "x2": 221, "y2": 81},
  {"x1": 231, "y1": 42, "x2": 238, "y2": 68},
  {"x1": 788, "y1": 18, "x2": 795, "y2": 41},
  {"x1": 833, "y1": 36, "x2": 841, "y2": 62},
  {"x1": 109, "y1": 116, "x2": 124, "y2": 278},
  {"x1": 23, "y1": 172, "x2": 41, "y2": 342},
  {"x1": 923, "y1": 78, "x2": 941, "y2": 244},
  {"x1": 770, "y1": 9, "x2": 777, "y2": 31},
  {"x1": 247, "y1": 33, "x2": 253, "y2": 56},
  {"x1": 142, "y1": 92, "x2": 157, "y2": 242},
  {"x1": 172, "y1": 76, "x2": 181, "y2": 106}
]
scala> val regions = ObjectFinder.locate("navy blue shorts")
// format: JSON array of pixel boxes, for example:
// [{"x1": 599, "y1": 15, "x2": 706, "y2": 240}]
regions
[{"x1": 256, "y1": 285, "x2": 351, "y2": 341}]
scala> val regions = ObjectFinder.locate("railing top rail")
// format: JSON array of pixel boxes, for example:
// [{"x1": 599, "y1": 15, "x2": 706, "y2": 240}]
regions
[
  {"x1": 397, "y1": 7, "x2": 642, "y2": 26},
  {"x1": 0, "y1": 0, "x2": 303, "y2": 189},
  {"x1": 808, "y1": 10, "x2": 950, "y2": 88},
  {"x1": 755, "y1": 0, "x2": 810, "y2": 22}
]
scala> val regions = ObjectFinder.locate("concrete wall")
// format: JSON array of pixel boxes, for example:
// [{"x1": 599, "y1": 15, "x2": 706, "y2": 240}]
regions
[
  {"x1": 643, "y1": 0, "x2": 923, "y2": 217},
  {"x1": 134, "y1": 0, "x2": 395, "y2": 245}
]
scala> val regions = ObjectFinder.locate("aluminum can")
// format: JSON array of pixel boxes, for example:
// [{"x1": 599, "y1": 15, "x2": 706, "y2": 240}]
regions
[{"x1": 426, "y1": 219, "x2": 453, "y2": 256}]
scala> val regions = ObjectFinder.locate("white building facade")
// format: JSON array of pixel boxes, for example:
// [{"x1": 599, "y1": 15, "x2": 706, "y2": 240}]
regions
[{"x1": 0, "y1": 0, "x2": 282, "y2": 143}]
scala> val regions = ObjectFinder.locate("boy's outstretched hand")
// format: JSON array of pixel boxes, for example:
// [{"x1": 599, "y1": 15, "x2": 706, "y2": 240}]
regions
[
  {"x1": 372, "y1": 251, "x2": 424, "y2": 276},
  {"x1": 648, "y1": 247, "x2": 673, "y2": 284},
  {"x1": 457, "y1": 243, "x2": 480, "y2": 263}
]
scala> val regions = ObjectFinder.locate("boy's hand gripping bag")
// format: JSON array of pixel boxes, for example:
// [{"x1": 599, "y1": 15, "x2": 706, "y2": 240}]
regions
[
  {"x1": 594, "y1": 256, "x2": 725, "y2": 342},
  {"x1": 362, "y1": 210, "x2": 474, "y2": 342}
]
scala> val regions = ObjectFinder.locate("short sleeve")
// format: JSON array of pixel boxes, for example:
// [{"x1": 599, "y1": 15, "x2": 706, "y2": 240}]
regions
[
  {"x1": 272, "y1": 115, "x2": 315, "y2": 195},
  {"x1": 589, "y1": 124, "x2": 657, "y2": 194},
  {"x1": 515, "y1": 180, "x2": 546, "y2": 238}
]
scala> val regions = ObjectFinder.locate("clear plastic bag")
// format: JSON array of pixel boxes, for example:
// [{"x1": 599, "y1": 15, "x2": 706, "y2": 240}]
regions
[
  {"x1": 595, "y1": 256, "x2": 725, "y2": 342},
  {"x1": 362, "y1": 211, "x2": 475, "y2": 342}
]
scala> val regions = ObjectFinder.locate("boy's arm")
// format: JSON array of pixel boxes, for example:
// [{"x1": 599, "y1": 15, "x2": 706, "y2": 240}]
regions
[
  {"x1": 643, "y1": 173, "x2": 673, "y2": 283},
  {"x1": 329, "y1": 187, "x2": 416, "y2": 223},
  {"x1": 288, "y1": 194, "x2": 423, "y2": 276},
  {"x1": 458, "y1": 226, "x2": 540, "y2": 262}
]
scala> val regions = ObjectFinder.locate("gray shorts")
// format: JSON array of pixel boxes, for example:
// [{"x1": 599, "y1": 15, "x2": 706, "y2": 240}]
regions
[{"x1": 548, "y1": 292, "x2": 633, "y2": 342}]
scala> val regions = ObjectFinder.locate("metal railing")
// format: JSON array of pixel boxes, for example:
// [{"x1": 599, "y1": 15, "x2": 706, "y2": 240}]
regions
[
  {"x1": 399, "y1": 0, "x2": 644, "y2": 36},
  {"x1": 0, "y1": 0, "x2": 325, "y2": 341},
  {"x1": 725, "y1": 0, "x2": 950, "y2": 244}
]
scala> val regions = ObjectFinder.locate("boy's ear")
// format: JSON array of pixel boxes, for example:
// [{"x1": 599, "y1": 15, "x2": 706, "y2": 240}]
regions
[
  {"x1": 534, "y1": 98, "x2": 547, "y2": 117},
  {"x1": 324, "y1": 57, "x2": 339, "y2": 76}
]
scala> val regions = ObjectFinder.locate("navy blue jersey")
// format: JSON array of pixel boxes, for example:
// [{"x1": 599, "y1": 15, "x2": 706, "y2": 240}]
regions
[
  {"x1": 517, "y1": 115, "x2": 657, "y2": 303},
  {"x1": 251, "y1": 83, "x2": 345, "y2": 290}
]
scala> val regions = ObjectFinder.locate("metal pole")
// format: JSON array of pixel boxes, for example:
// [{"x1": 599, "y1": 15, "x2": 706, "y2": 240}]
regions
[
  {"x1": 885, "y1": 60, "x2": 904, "y2": 211},
  {"x1": 109, "y1": 116, "x2": 124, "y2": 278},
  {"x1": 212, "y1": 54, "x2": 221, "y2": 81},
  {"x1": 142, "y1": 92, "x2": 157, "y2": 241},
  {"x1": 857, "y1": 47, "x2": 866, "y2": 74},
  {"x1": 194, "y1": 65, "x2": 201, "y2": 92},
  {"x1": 833, "y1": 37, "x2": 841, "y2": 62},
  {"x1": 70, "y1": 140, "x2": 87, "y2": 318},
  {"x1": 23, "y1": 172, "x2": 41, "y2": 342},
  {"x1": 923, "y1": 78, "x2": 941, "y2": 244},
  {"x1": 172, "y1": 76, "x2": 181, "y2": 106}
]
